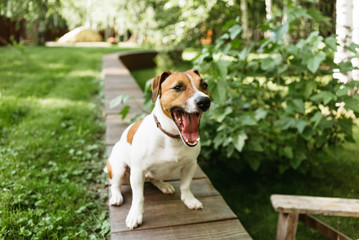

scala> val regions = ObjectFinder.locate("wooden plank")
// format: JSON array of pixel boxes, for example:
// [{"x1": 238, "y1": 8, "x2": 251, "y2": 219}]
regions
[
  {"x1": 275, "y1": 213, "x2": 298, "y2": 240},
  {"x1": 110, "y1": 195, "x2": 237, "y2": 232},
  {"x1": 117, "y1": 178, "x2": 219, "y2": 202},
  {"x1": 164, "y1": 165, "x2": 207, "y2": 181},
  {"x1": 112, "y1": 219, "x2": 252, "y2": 240},
  {"x1": 271, "y1": 194, "x2": 359, "y2": 217},
  {"x1": 105, "y1": 117, "x2": 128, "y2": 146},
  {"x1": 299, "y1": 214, "x2": 352, "y2": 240}
]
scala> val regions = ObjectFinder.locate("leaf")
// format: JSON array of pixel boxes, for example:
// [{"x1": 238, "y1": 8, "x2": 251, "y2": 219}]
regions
[
  {"x1": 239, "y1": 44, "x2": 253, "y2": 61},
  {"x1": 248, "y1": 158, "x2": 261, "y2": 171},
  {"x1": 211, "y1": 106, "x2": 232, "y2": 122},
  {"x1": 222, "y1": 19, "x2": 237, "y2": 31},
  {"x1": 325, "y1": 35, "x2": 337, "y2": 51},
  {"x1": 310, "y1": 91, "x2": 337, "y2": 105},
  {"x1": 247, "y1": 138, "x2": 264, "y2": 152},
  {"x1": 275, "y1": 116, "x2": 297, "y2": 130},
  {"x1": 238, "y1": 114, "x2": 257, "y2": 126},
  {"x1": 110, "y1": 94, "x2": 129, "y2": 109},
  {"x1": 273, "y1": 23, "x2": 289, "y2": 43},
  {"x1": 336, "y1": 86, "x2": 349, "y2": 97},
  {"x1": 303, "y1": 81, "x2": 316, "y2": 99},
  {"x1": 212, "y1": 60, "x2": 230, "y2": 102},
  {"x1": 228, "y1": 24, "x2": 242, "y2": 40},
  {"x1": 290, "y1": 152, "x2": 306, "y2": 169},
  {"x1": 255, "y1": 108, "x2": 268, "y2": 121},
  {"x1": 213, "y1": 132, "x2": 226, "y2": 149},
  {"x1": 307, "y1": 7, "x2": 330, "y2": 25},
  {"x1": 307, "y1": 51, "x2": 325, "y2": 73},
  {"x1": 311, "y1": 112, "x2": 323, "y2": 128},
  {"x1": 344, "y1": 98, "x2": 359, "y2": 113},
  {"x1": 233, "y1": 132, "x2": 248, "y2": 152},
  {"x1": 296, "y1": 120, "x2": 308, "y2": 134},
  {"x1": 283, "y1": 146, "x2": 293, "y2": 159},
  {"x1": 260, "y1": 57, "x2": 276, "y2": 71},
  {"x1": 287, "y1": 99, "x2": 305, "y2": 113},
  {"x1": 119, "y1": 105, "x2": 130, "y2": 120},
  {"x1": 344, "y1": 42, "x2": 359, "y2": 53}
]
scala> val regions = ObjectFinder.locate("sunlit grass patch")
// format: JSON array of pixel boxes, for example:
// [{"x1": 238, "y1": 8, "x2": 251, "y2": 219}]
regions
[{"x1": 0, "y1": 46, "x2": 132, "y2": 239}]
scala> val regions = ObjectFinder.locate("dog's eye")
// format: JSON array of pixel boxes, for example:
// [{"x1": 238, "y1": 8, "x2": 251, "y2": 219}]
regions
[
  {"x1": 173, "y1": 84, "x2": 185, "y2": 92},
  {"x1": 201, "y1": 82, "x2": 208, "y2": 90}
]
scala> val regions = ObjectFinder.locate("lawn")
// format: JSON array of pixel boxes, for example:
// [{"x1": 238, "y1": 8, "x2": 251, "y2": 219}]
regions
[
  {"x1": 0, "y1": 46, "x2": 131, "y2": 239},
  {"x1": 131, "y1": 64, "x2": 359, "y2": 239}
]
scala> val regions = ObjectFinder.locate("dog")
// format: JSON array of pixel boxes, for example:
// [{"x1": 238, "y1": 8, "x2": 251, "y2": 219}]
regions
[{"x1": 106, "y1": 69, "x2": 211, "y2": 229}]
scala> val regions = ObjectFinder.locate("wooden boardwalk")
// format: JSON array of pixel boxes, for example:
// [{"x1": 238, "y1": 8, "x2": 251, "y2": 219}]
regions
[{"x1": 103, "y1": 52, "x2": 252, "y2": 240}]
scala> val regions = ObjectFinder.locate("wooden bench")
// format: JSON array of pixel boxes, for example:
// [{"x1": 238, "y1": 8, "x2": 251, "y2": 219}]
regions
[
  {"x1": 271, "y1": 194, "x2": 359, "y2": 240},
  {"x1": 103, "y1": 51, "x2": 252, "y2": 239}
]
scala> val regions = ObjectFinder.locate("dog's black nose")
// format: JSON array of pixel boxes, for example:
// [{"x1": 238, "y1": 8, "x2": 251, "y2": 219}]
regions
[{"x1": 196, "y1": 96, "x2": 211, "y2": 112}]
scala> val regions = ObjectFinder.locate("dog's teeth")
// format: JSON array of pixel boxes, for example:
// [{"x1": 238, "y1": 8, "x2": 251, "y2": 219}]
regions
[
  {"x1": 185, "y1": 139, "x2": 188, "y2": 143},
  {"x1": 196, "y1": 138, "x2": 200, "y2": 142}
]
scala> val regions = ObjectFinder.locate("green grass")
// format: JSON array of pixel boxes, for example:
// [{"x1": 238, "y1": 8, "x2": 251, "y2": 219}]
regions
[
  {"x1": 0, "y1": 46, "x2": 133, "y2": 239},
  {"x1": 131, "y1": 66, "x2": 359, "y2": 239}
]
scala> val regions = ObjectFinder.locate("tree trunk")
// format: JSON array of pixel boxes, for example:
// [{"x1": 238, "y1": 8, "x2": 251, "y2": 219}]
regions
[
  {"x1": 240, "y1": 0, "x2": 249, "y2": 43},
  {"x1": 265, "y1": 0, "x2": 272, "y2": 21},
  {"x1": 85, "y1": 0, "x2": 92, "y2": 28},
  {"x1": 265, "y1": 0, "x2": 272, "y2": 38},
  {"x1": 37, "y1": 0, "x2": 48, "y2": 45},
  {"x1": 352, "y1": 0, "x2": 359, "y2": 81},
  {"x1": 334, "y1": 0, "x2": 353, "y2": 83}
]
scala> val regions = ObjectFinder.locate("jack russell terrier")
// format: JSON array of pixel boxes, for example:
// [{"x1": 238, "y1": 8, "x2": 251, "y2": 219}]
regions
[{"x1": 106, "y1": 69, "x2": 211, "y2": 229}]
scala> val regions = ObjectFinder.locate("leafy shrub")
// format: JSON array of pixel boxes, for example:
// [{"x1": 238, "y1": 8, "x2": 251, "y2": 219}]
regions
[{"x1": 194, "y1": 5, "x2": 359, "y2": 173}]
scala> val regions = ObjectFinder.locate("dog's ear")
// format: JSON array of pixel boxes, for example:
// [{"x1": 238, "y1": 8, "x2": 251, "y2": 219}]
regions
[
  {"x1": 191, "y1": 69, "x2": 201, "y2": 77},
  {"x1": 152, "y1": 71, "x2": 172, "y2": 103}
]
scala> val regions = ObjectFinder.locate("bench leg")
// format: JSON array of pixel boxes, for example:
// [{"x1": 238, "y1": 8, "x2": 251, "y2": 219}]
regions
[{"x1": 276, "y1": 212, "x2": 299, "y2": 240}]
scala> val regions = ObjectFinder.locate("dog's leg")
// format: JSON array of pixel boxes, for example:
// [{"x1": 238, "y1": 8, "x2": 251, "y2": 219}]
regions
[
  {"x1": 126, "y1": 169, "x2": 145, "y2": 229},
  {"x1": 109, "y1": 163, "x2": 127, "y2": 206},
  {"x1": 150, "y1": 179, "x2": 175, "y2": 194},
  {"x1": 180, "y1": 162, "x2": 203, "y2": 209}
]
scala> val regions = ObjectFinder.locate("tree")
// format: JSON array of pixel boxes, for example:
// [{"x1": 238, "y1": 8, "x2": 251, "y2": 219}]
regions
[
  {"x1": 240, "y1": 0, "x2": 249, "y2": 43},
  {"x1": 264, "y1": 0, "x2": 273, "y2": 38},
  {"x1": 352, "y1": 0, "x2": 359, "y2": 81},
  {"x1": 334, "y1": 0, "x2": 354, "y2": 83}
]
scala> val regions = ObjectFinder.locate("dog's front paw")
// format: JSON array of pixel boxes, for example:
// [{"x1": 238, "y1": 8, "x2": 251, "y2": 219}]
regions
[
  {"x1": 109, "y1": 188, "x2": 123, "y2": 206},
  {"x1": 182, "y1": 197, "x2": 203, "y2": 210},
  {"x1": 153, "y1": 181, "x2": 175, "y2": 195},
  {"x1": 126, "y1": 209, "x2": 143, "y2": 230}
]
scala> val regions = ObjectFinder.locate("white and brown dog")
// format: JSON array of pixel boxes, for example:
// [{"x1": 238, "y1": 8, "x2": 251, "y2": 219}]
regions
[{"x1": 106, "y1": 69, "x2": 211, "y2": 229}]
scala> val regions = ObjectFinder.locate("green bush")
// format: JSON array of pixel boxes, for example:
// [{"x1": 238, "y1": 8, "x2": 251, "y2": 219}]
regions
[{"x1": 194, "y1": 5, "x2": 359, "y2": 173}]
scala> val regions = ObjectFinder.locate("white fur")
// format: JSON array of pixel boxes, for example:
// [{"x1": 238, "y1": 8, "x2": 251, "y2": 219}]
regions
[
  {"x1": 107, "y1": 98, "x2": 202, "y2": 230},
  {"x1": 184, "y1": 73, "x2": 208, "y2": 113}
]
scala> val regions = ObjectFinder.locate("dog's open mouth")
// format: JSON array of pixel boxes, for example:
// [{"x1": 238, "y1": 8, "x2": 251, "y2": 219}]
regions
[{"x1": 171, "y1": 108, "x2": 201, "y2": 147}]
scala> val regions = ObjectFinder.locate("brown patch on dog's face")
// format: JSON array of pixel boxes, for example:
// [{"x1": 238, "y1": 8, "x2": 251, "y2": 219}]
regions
[
  {"x1": 151, "y1": 71, "x2": 172, "y2": 103},
  {"x1": 127, "y1": 119, "x2": 143, "y2": 144},
  {"x1": 107, "y1": 161, "x2": 112, "y2": 179}
]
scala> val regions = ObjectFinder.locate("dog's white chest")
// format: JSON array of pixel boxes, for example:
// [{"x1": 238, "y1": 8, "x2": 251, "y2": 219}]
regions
[{"x1": 143, "y1": 142, "x2": 199, "y2": 180}]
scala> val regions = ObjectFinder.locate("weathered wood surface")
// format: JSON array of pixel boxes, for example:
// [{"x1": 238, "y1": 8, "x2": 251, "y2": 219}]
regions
[
  {"x1": 275, "y1": 213, "x2": 299, "y2": 240},
  {"x1": 112, "y1": 220, "x2": 252, "y2": 240},
  {"x1": 271, "y1": 194, "x2": 357, "y2": 240},
  {"x1": 103, "y1": 51, "x2": 252, "y2": 239},
  {"x1": 271, "y1": 194, "x2": 359, "y2": 217}
]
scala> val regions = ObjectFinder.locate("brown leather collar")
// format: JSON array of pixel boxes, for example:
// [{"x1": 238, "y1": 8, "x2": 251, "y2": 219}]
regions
[{"x1": 153, "y1": 114, "x2": 181, "y2": 139}]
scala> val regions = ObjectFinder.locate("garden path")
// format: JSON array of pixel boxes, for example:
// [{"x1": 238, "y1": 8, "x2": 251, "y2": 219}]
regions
[{"x1": 103, "y1": 52, "x2": 252, "y2": 239}]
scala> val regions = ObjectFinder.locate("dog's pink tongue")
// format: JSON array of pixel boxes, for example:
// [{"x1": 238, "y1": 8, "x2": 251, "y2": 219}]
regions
[{"x1": 181, "y1": 113, "x2": 200, "y2": 143}]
